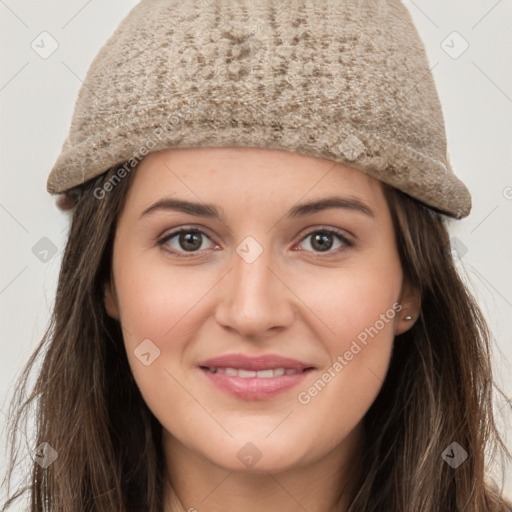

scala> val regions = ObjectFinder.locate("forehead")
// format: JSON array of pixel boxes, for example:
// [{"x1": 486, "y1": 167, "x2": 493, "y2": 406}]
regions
[{"x1": 122, "y1": 147, "x2": 386, "y2": 216}]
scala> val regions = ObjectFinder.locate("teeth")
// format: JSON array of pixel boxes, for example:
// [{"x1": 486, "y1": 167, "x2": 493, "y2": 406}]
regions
[
  {"x1": 207, "y1": 367, "x2": 300, "y2": 378},
  {"x1": 256, "y1": 369, "x2": 275, "y2": 378},
  {"x1": 238, "y1": 369, "x2": 257, "y2": 378}
]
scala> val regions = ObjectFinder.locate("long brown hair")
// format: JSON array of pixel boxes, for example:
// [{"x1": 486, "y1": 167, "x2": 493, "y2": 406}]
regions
[{"x1": 2, "y1": 161, "x2": 511, "y2": 511}]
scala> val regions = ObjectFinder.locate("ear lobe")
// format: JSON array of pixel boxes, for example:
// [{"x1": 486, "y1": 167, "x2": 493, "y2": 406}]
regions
[
  {"x1": 104, "y1": 280, "x2": 120, "y2": 320},
  {"x1": 395, "y1": 282, "x2": 421, "y2": 335}
]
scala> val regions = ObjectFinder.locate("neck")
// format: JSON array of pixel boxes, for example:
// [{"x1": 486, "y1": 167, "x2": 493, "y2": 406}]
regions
[{"x1": 161, "y1": 425, "x2": 363, "y2": 512}]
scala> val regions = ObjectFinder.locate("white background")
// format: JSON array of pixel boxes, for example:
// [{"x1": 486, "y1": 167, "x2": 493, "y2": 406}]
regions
[{"x1": 1, "y1": 0, "x2": 511, "y2": 504}]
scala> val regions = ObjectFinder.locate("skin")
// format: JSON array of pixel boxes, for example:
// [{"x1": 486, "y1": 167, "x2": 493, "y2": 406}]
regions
[{"x1": 104, "y1": 147, "x2": 419, "y2": 512}]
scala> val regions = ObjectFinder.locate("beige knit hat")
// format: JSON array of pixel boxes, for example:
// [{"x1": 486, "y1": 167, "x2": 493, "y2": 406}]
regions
[{"x1": 47, "y1": 0, "x2": 472, "y2": 218}]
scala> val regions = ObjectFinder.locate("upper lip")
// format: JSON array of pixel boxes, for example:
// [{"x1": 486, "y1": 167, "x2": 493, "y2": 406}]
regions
[{"x1": 197, "y1": 354, "x2": 315, "y2": 372}]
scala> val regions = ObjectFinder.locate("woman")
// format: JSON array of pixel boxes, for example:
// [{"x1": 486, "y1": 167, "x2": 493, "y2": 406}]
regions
[{"x1": 2, "y1": 0, "x2": 511, "y2": 510}]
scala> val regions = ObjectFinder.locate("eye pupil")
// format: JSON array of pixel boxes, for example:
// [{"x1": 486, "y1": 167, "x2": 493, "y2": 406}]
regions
[
  {"x1": 311, "y1": 233, "x2": 333, "y2": 252},
  {"x1": 179, "y1": 232, "x2": 202, "y2": 251}
]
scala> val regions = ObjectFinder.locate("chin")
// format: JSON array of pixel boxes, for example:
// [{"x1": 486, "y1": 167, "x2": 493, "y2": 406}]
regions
[{"x1": 210, "y1": 445, "x2": 306, "y2": 474}]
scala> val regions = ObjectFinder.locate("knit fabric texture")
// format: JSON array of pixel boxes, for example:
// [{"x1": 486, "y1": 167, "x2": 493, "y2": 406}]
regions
[{"x1": 47, "y1": 0, "x2": 472, "y2": 218}]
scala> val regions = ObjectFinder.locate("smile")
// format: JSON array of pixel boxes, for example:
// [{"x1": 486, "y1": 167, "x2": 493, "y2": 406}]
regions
[
  {"x1": 197, "y1": 353, "x2": 316, "y2": 400},
  {"x1": 204, "y1": 367, "x2": 302, "y2": 378}
]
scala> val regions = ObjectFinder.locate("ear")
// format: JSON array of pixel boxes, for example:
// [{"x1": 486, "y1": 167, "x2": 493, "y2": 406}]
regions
[
  {"x1": 394, "y1": 280, "x2": 421, "y2": 335},
  {"x1": 104, "y1": 278, "x2": 120, "y2": 320}
]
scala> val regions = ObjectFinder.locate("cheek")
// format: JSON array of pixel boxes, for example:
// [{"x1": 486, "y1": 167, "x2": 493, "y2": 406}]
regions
[
  {"x1": 116, "y1": 283, "x2": 199, "y2": 443},
  {"x1": 113, "y1": 258, "x2": 223, "y2": 417},
  {"x1": 291, "y1": 258, "x2": 401, "y2": 430},
  {"x1": 115, "y1": 256, "x2": 211, "y2": 345},
  {"x1": 296, "y1": 251, "x2": 402, "y2": 351}
]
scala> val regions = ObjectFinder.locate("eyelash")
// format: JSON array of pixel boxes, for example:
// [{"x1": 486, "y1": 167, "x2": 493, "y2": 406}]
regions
[{"x1": 157, "y1": 226, "x2": 354, "y2": 258}]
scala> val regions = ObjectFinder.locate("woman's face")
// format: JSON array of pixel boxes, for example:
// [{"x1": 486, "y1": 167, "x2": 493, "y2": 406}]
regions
[{"x1": 105, "y1": 147, "x2": 416, "y2": 475}]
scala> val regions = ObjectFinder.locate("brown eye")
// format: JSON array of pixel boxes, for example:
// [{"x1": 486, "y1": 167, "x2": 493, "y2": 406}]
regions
[
  {"x1": 177, "y1": 231, "x2": 203, "y2": 252},
  {"x1": 158, "y1": 228, "x2": 215, "y2": 256},
  {"x1": 310, "y1": 232, "x2": 334, "y2": 252},
  {"x1": 298, "y1": 228, "x2": 353, "y2": 255}
]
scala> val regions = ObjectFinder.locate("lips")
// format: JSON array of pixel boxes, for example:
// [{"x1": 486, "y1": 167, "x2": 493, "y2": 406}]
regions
[{"x1": 197, "y1": 354, "x2": 316, "y2": 400}]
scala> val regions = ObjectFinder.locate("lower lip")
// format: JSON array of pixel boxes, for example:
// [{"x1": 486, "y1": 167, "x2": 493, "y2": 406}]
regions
[{"x1": 200, "y1": 368, "x2": 315, "y2": 400}]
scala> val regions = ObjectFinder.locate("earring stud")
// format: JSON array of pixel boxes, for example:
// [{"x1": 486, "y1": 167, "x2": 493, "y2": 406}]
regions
[{"x1": 404, "y1": 315, "x2": 413, "y2": 321}]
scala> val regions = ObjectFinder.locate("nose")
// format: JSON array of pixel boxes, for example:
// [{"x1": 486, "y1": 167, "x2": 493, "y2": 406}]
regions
[{"x1": 214, "y1": 242, "x2": 296, "y2": 340}]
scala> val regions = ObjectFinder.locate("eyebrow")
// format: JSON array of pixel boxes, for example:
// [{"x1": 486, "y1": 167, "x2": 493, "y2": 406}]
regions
[{"x1": 139, "y1": 195, "x2": 375, "y2": 222}]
